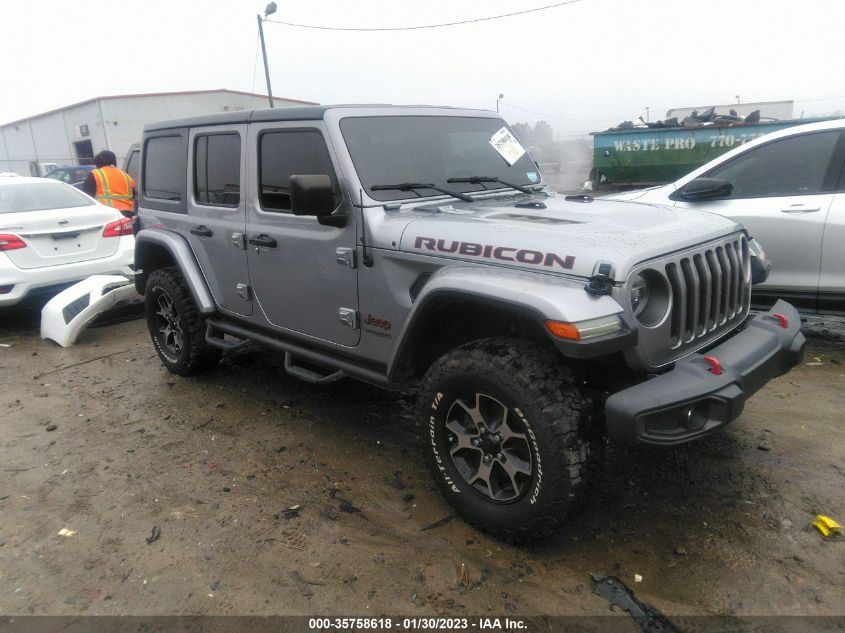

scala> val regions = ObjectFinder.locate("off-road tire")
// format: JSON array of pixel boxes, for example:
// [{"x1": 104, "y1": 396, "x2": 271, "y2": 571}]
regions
[
  {"x1": 145, "y1": 267, "x2": 220, "y2": 376},
  {"x1": 418, "y1": 337, "x2": 599, "y2": 543}
]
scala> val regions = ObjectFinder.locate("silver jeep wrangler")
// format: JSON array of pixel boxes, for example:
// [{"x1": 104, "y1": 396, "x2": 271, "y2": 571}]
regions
[{"x1": 134, "y1": 105, "x2": 805, "y2": 542}]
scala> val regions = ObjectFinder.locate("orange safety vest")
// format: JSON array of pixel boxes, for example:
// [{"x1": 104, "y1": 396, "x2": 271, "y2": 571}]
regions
[{"x1": 92, "y1": 166, "x2": 136, "y2": 212}]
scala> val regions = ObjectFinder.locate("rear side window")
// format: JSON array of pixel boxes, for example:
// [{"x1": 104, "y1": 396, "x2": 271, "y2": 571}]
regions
[
  {"x1": 705, "y1": 131, "x2": 841, "y2": 198},
  {"x1": 259, "y1": 130, "x2": 340, "y2": 213},
  {"x1": 124, "y1": 150, "x2": 139, "y2": 182},
  {"x1": 194, "y1": 133, "x2": 241, "y2": 207},
  {"x1": 142, "y1": 132, "x2": 187, "y2": 213}
]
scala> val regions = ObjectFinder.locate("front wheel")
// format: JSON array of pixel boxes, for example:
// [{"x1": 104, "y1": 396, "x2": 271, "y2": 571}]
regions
[
  {"x1": 145, "y1": 267, "x2": 220, "y2": 376},
  {"x1": 418, "y1": 338, "x2": 599, "y2": 543}
]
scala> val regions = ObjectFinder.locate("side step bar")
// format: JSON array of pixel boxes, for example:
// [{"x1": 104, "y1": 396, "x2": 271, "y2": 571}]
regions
[
  {"x1": 204, "y1": 318, "x2": 391, "y2": 388},
  {"x1": 284, "y1": 352, "x2": 345, "y2": 385},
  {"x1": 205, "y1": 323, "x2": 251, "y2": 352}
]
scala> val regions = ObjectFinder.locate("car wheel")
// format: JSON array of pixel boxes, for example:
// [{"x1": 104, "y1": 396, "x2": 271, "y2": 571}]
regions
[
  {"x1": 418, "y1": 337, "x2": 599, "y2": 543},
  {"x1": 145, "y1": 266, "x2": 220, "y2": 376}
]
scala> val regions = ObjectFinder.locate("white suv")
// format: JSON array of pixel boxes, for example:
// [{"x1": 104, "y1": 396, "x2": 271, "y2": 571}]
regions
[{"x1": 0, "y1": 177, "x2": 134, "y2": 306}]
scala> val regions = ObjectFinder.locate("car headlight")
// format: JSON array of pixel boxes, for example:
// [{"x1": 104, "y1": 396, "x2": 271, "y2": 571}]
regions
[
  {"x1": 630, "y1": 273, "x2": 650, "y2": 317},
  {"x1": 748, "y1": 238, "x2": 770, "y2": 285},
  {"x1": 628, "y1": 269, "x2": 671, "y2": 327}
]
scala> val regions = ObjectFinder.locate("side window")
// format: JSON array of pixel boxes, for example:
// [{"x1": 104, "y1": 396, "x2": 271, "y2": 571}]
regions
[
  {"x1": 124, "y1": 150, "x2": 139, "y2": 182},
  {"x1": 144, "y1": 135, "x2": 186, "y2": 202},
  {"x1": 706, "y1": 131, "x2": 841, "y2": 198},
  {"x1": 259, "y1": 130, "x2": 340, "y2": 213},
  {"x1": 194, "y1": 133, "x2": 241, "y2": 207}
]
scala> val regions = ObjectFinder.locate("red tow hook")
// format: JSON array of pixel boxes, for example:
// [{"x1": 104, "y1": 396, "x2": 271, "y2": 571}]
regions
[
  {"x1": 702, "y1": 355, "x2": 723, "y2": 376},
  {"x1": 771, "y1": 313, "x2": 789, "y2": 329}
]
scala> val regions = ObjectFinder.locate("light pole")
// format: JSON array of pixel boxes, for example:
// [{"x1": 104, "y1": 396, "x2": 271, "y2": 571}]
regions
[
  {"x1": 257, "y1": 2, "x2": 277, "y2": 108},
  {"x1": 496, "y1": 93, "x2": 504, "y2": 113}
]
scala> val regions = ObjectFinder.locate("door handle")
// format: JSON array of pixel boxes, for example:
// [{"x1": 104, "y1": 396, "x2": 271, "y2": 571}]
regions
[
  {"x1": 780, "y1": 204, "x2": 821, "y2": 213},
  {"x1": 190, "y1": 225, "x2": 213, "y2": 237},
  {"x1": 248, "y1": 234, "x2": 277, "y2": 248}
]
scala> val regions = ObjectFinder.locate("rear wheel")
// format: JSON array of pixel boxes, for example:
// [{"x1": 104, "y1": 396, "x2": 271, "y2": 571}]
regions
[
  {"x1": 418, "y1": 337, "x2": 599, "y2": 543},
  {"x1": 145, "y1": 267, "x2": 220, "y2": 375}
]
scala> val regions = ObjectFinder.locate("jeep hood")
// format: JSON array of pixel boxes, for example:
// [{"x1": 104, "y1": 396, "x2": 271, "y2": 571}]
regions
[{"x1": 398, "y1": 193, "x2": 742, "y2": 280}]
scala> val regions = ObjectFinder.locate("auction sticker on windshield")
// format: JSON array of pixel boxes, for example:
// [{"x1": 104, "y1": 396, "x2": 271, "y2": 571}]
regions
[{"x1": 489, "y1": 127, "x2": 526, "y2": 165}]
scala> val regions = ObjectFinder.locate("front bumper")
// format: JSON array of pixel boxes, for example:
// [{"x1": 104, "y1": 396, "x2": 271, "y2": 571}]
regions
[{"x1": 605, "y1": 300, "x2": 805, "y2": 446}]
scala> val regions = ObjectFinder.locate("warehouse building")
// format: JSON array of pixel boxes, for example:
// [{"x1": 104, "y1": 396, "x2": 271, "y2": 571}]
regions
[{"x1": 0, "y1": 89, "x2": 315, "y2": 176}]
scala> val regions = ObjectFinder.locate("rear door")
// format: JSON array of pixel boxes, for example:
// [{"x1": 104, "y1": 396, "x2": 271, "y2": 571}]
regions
[
  {"x1": 245, "y1": 121, "x2": 359, "y2": 346},
  {"x1": 673, "y1": 129, "x2": 844, "y2": 311},
  {"x1": 186, "y1": 125, "x2": 251, "y2": 316}
]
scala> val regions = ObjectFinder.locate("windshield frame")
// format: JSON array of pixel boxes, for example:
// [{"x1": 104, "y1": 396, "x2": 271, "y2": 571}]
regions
[{"x1": 337, "y1": 113, "x2": 543, "y2": 204}]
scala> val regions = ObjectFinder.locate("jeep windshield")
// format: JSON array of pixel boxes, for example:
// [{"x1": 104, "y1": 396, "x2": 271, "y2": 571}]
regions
[{"x1": 340, "y1": 116, "x2": 541, "y2": 202}]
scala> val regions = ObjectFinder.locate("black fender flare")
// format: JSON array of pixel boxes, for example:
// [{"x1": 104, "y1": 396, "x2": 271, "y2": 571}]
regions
[{"x1": 134, "y1": 228, "x2": 216, "y2": 314}]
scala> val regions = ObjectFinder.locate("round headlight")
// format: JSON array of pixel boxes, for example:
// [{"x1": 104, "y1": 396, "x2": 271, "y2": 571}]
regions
[{"x1": 630, "y1": 273, "x2": 650, "y2": 317}]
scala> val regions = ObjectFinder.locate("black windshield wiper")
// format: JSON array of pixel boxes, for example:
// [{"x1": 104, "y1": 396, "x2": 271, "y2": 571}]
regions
[
  {"x1": 447, "y1": 176, "x2": 533, "y2": 195},
  {"x1": 370, "y1": 182, "x2": 474, "y2": 203}
]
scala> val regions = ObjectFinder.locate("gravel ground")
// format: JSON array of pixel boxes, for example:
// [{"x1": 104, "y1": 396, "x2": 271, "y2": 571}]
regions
[{"x1": 1, "y1": 304, "x2": 844, "y2": 620}]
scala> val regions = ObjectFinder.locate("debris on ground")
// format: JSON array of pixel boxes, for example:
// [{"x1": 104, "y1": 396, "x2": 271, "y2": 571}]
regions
[
  {"x1": 45, "y1": 424, "x2": 57, "y2": 432},
  {"x1": 459, "y1": 563, "x2": 469, "y2": 585},
  {"x1": 145, "y1": 526, "x2": 161, "y2": 544},
  {"x1": 284, "y1": 505, "x2": 301, "y2": 520},
  {"x1": 420, "y1": 514, "x2": 456, "y2": 532},
  {"x1": 813, "y1": 515, "x2": 842, "y2": 538},
  {"x1": 338, "y1": 499, "x2": 360, "y2": 513},
  {"x1": 591, "y1": 574, "x2": 678, "y2": 633},
  {"x1": 57, "y1": 528, "x2": 77, "y2": 537}
]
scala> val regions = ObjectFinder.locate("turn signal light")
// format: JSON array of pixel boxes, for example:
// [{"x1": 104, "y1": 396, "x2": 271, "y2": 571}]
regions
[
  {"x1": 102, "y1": 217, "x2": 134, "y2": 238},
  {"x1": 546, "y1": 315, "x2": 623, "y2": 341},
  {"x1": 0, "y1": 234, "x2": 26, "y2": 251},
  {"x1": 546, "y1": 320, "x2": 581, "y2": 340}
]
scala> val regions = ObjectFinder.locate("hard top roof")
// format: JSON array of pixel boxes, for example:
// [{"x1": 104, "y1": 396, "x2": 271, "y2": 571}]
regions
[{"x1": 143, "y1": 104, "x2": 483, "y2": 132}]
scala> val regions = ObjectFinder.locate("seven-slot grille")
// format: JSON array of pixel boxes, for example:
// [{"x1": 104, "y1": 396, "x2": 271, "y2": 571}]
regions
[{"x1": 664, "y1": 235, "x2": 750, "y2": 348}]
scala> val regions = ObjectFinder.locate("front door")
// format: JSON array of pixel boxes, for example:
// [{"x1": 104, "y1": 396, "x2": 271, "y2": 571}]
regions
[
  {"x1": 674, "y1": 129, "x2": 844, "y2": 311},
  {"x1": 246, "y1": 122, "x2": 359, "y2": 347},
  {"x1": 186, "y1": 124, "x2": 251, "y2": 316}
]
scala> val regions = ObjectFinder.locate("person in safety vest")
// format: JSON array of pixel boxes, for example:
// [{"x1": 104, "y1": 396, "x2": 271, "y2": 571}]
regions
[{"x1": 82, "y1": 150, "x2": 136, "y2": 217}]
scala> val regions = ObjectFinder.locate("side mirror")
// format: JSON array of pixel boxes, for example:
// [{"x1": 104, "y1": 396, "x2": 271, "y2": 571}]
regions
[
  {"x1": 290, "y1": 174, "x2": 335, "y2": 216},
  {"x1": 290, "y1": 174, "x2": 346, "y2": 227},
  {"x1": 674, "y1": 177, "x2": 733, "y2": 201}
]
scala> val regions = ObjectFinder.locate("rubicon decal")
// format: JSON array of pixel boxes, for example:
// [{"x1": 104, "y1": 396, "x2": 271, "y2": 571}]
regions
[{"x1": 414, "y1": 237, "x2": 575, "y2": 270}]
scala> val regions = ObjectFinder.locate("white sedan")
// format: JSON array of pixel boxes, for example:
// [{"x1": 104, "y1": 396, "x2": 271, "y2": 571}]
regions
[
  {"x1": 0, "y1": 177, "x2": 134, "y2": 306},
  {"x1": 608, "y1": 119, "x2": 845, "y2": 314}
]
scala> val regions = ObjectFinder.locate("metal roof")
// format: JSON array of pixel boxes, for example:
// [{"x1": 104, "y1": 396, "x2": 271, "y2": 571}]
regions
[{"x1": 1, "y1": 89, "x2": 316, "y2": 128}]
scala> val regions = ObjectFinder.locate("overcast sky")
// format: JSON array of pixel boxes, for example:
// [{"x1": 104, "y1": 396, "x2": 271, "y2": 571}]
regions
[{"x1": 2, "y1": 0, "x2": 843, "y2": 136}]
